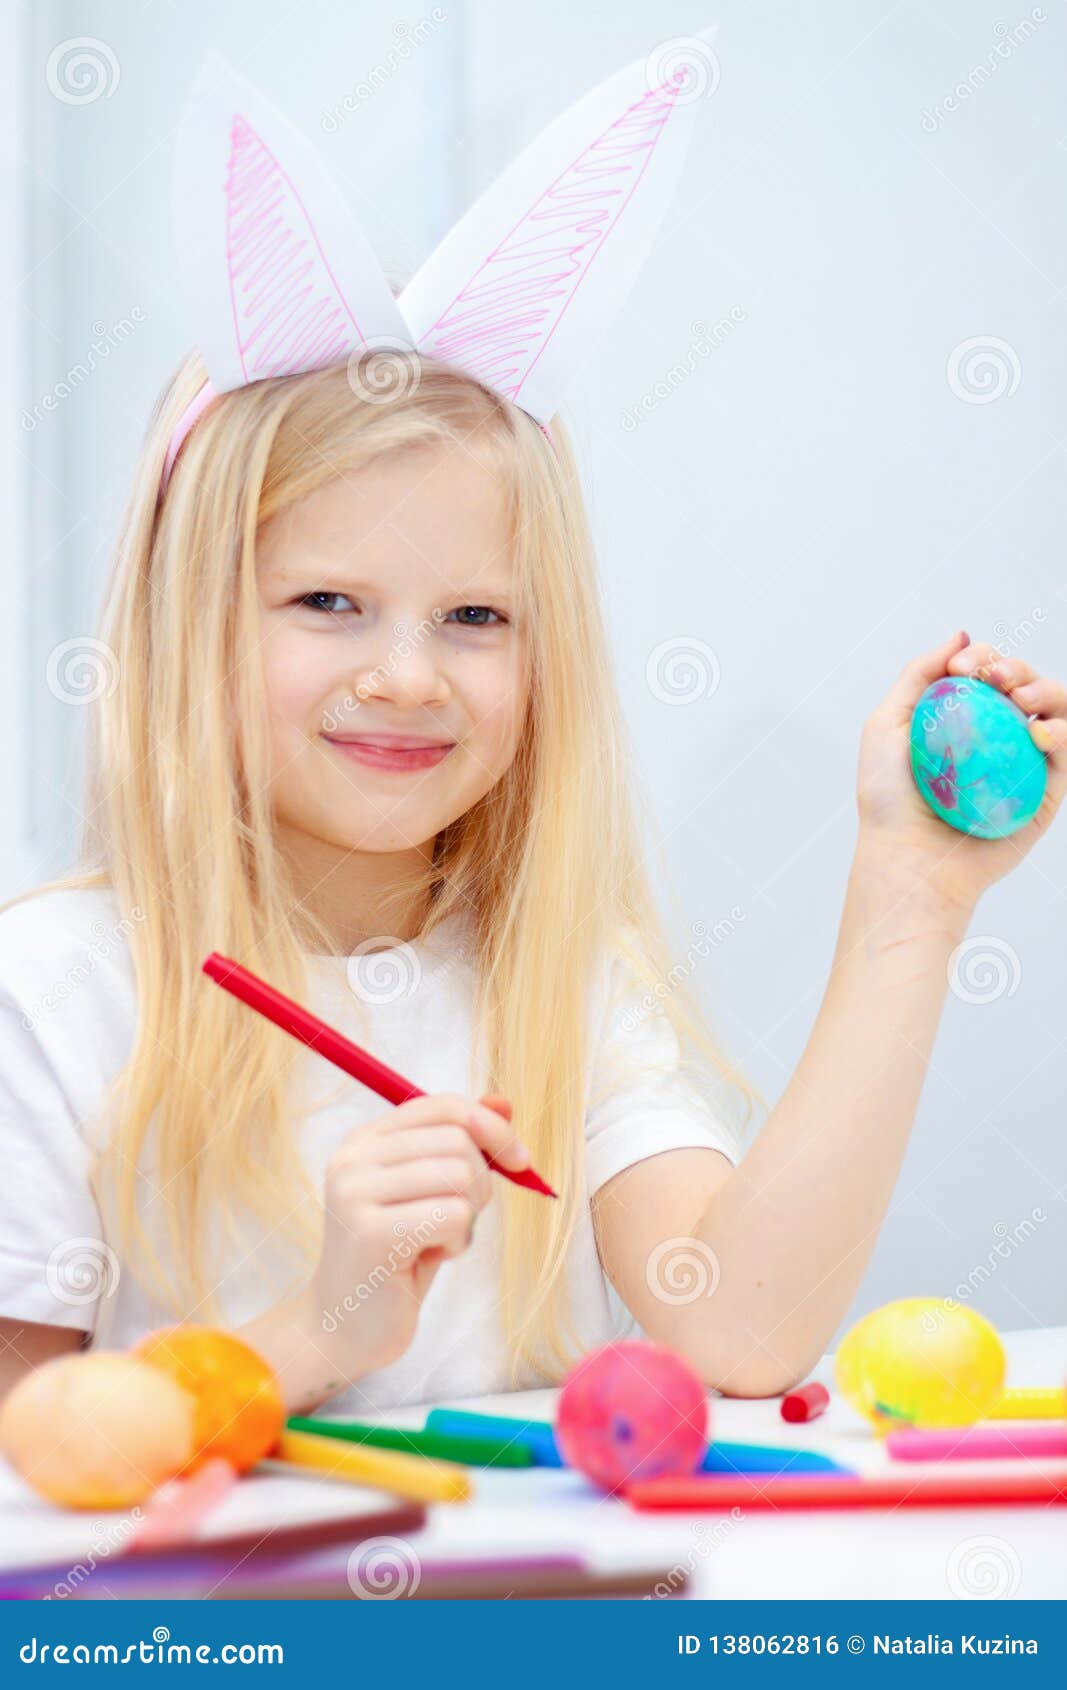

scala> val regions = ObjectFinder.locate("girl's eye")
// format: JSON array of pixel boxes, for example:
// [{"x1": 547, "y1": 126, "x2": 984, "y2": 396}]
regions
[
  {"x1": 298, "y1": 592, "x2": 359, "y2": 615},
  {"x1": 447, "y1": 605, "x2": 504, "y2": 627},
  {"x1": 294, "y1": 594, "x2": 506, "y2": 627}
]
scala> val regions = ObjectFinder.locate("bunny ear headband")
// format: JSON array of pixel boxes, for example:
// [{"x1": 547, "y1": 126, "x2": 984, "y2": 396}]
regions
[{"x1": 162, "y1": 28, "x2": 719, "y2": 491}]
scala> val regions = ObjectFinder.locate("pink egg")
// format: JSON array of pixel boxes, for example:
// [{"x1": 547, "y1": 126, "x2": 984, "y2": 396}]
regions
[{"x1": 555, "y1": 1340, "x2": 709, "y2": 1493}]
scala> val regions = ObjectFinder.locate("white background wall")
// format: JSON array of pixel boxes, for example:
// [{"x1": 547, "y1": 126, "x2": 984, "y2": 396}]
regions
[{"x1": 6, "y1": 0, "x2": 1065, "y2": 1336}]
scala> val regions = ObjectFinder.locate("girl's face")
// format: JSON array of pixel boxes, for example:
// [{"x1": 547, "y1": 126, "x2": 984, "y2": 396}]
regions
[{"x1": 256, "y1": 440, "x2": 528, "y2": 867}]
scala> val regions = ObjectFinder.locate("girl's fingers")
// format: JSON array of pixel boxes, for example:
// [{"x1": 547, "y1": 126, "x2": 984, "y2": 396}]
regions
[
  {"x1": 945, "y1": 643, "x2": 1067, "y2": 753},
  {"x1": 326, "y1": 1095, "x2": 527, "y2": 1176},
  {"x1": 479, "y1": 1093, "x2": 513, "y2": 1121},
  {"x1": 372, "y1": 1156, "x2": 492, "y2": 1211},
  {"x1": 1030, "y1": 715, "x2": 1067, "y2": 756},
  {"x1": 976, "y1": 654, "x2": 1038, "y2": 691},
  {"x1": 377, "y1": 1125, "x2": 485, "y2": 1168},
  {"x1": 1011, "y1": 675, "x2": 1067, "y2": 720},
  {"x1": 376, "y1": 1091, "x2": 529, "y2": 1171},
  {"x1": 947, "y1": 639, "x2": 1003, "y2": 679},
  {"x1": 372, "y1": 1123, "x2": 493, "y2": 1207},
  {"x1": 368, "y1": 1196, "x2": 475, "y2": 1260}
]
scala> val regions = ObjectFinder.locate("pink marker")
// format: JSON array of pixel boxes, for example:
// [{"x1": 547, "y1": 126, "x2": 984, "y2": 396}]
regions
[
  {"x1": 127, "y1": 1458, "x2": 238, "y2": 1550},
  {"x1": 886, "y1": 1425, "x2": 1067, "y2": 1463}
]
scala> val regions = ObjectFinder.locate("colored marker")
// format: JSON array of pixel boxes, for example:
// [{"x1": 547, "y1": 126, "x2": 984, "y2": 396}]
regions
[
  {"x1": 424, "y1": 1409, "x2": 564, "y2": 1467},
  {"x1": 703, "y1": 1441, "x2": 850, "y2": 1476},
  {"x1": 780, "y1": 1383, "x2": 830, "y2": 1424},
  {"x1": 626, "y1": 1469, "x2": 1067, "y2": 1512},
  {"x1": 424, "y1": 1409, "x2": 851, "y2": 1477},
  {"x1": 272, "y1": 1429, "x2": 471, "y2": 1504},
  {"x1": 286, "y1": 1416, "x2": 535, "y2": 1468},
  {"x1": 202, "y1": 952, "x2": 555, "y2": 1197},
  {"x1": 128, "y1": 1458, "x2": 238, "y2": 1550},
  {"x1": 887, "y1": 1424, "x2": 1067, "y2": 1462},
  {"x1": 988, "y1": 1387, "x2": 1066, "y2": 1420}
]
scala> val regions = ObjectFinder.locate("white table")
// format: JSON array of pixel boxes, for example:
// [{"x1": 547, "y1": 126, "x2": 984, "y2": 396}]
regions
[
  {"x1": 360, "y1": 1325, "x2": 1067, "y2": 1600},
  {"x1": 1, "y1": 1328, "x2": 1063, "y2": 1600}
]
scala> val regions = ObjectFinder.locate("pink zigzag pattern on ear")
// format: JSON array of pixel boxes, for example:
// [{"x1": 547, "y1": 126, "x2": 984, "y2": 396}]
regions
[
  {"x1": 417, "y1": 77, "x2": 688, "y2": 405},
  {"x1": 226, "y1": 113, "x2": 365, "y2": 381}
]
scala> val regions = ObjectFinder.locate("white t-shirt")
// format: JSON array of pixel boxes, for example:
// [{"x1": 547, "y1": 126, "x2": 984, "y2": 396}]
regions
[{"x1": 0, "y1": 886, "x2": 741, "y2": 1411}]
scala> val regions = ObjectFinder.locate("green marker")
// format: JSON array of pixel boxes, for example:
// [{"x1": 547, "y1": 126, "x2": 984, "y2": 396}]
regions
[{"x1": 285, "y1": 1415, "x2": 535, "y2": 1468}]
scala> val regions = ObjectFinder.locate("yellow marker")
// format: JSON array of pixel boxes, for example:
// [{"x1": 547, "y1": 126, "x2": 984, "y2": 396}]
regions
[
  {"x1": 987, "y1": 1387, "x2": 1066, "y2": 1421},
  {"x1": 272, "y1": 1428, "x2": 472, "y2": 1505}
]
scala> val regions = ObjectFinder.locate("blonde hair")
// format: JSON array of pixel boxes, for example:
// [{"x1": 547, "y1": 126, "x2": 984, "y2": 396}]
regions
[{"x1": 7, "y1": 350, "x2": 762, "y2": 1383}]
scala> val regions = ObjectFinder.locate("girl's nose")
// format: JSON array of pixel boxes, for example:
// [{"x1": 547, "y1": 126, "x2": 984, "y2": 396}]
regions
[{"x1": 351, "y1": 626, "x2": 450, "y2": 710}]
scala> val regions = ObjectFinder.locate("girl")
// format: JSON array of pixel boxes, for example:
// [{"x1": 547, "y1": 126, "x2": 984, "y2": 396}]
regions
[
  {"x1": 1, "y1": 44, "x2": 1065, "y2": 1417},
  {"x1": 0, "y1": 349, "x2": 1064, "y2": 1419}
]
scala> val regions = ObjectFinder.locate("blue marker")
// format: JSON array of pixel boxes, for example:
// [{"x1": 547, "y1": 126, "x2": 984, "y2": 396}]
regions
[
  {"x1": 425, "y1": 1408, "x2": 564, "y2": 1467},
  {"x1": 704, "y1": 1440, "x2": 852, "y2": 1476}
]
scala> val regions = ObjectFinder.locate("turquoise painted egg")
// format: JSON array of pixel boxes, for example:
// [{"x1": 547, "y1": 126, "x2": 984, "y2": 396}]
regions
[{"x1": 910, "y1": 675, "x2": 1046, "y2": 839}]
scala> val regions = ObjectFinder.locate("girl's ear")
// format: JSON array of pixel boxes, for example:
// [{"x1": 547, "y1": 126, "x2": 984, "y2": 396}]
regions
[
  {"x1": 172, "y1": 51, "x2": 412, "y2": 394},
  {"x1": 397, "y1": 25, "x2": 720, "y2": 425}
]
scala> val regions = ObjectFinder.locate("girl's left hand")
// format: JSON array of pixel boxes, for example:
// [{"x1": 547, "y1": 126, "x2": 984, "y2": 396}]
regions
[{"x1": 856, "y1": 629, "x2": 1067, "y2": 911}]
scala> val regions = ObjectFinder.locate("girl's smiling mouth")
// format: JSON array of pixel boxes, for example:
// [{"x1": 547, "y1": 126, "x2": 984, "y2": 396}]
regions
[{"x1": 322, "y1": 732, "x2": 457, "y2": 773}]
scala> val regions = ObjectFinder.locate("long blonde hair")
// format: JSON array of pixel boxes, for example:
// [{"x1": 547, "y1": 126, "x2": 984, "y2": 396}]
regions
[{"x1": 7, "y1": 350, "x2": 762, "y2": 1383}]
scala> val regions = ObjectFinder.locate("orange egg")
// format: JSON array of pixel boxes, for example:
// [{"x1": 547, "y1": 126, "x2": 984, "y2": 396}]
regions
[
  {"x1": 0, "y1": 1352, "x2": 195, "y2": 1509},
  {"x1": 133, "y1": 1325, "x2": 285, "y2": 1474}
]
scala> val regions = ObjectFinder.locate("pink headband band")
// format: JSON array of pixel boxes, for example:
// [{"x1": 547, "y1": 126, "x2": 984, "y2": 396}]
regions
[
  {"x1": 158, "y1": 375, "x2": 554, "y2": 497},
  {"x1": 160, "y1": 380, "x2": 218, "y2": 492}
]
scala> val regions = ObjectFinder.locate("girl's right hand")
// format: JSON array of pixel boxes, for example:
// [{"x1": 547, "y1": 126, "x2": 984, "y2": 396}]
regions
[{"x1": 310, "y1": 1092, "x2": 526, "y2": 1382}]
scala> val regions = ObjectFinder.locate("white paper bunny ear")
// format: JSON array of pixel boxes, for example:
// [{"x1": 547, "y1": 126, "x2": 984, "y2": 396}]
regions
[
  {"x1": 398, "y1": 27, "x2": 720, "y2": 424},
  {"x1": 172, "y1": 51, "x2": 410, "y2": 394},
  {"x1": 162, "y1": 35, "x2": 719, "y2": 490}
]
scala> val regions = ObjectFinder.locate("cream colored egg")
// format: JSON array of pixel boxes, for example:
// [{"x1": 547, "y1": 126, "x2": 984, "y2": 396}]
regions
[{"x1": 0, "y1": 1352, "x2": 195, "y2": 1509}]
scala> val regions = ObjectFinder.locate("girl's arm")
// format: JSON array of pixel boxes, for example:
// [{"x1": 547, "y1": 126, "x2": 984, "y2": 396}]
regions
[
  {"x1": 0, "y1": 1319, "x2": 83, "y2": 1405},
  {"x1": 236, "y1": 1092, "x2": 529, "y2": 1415},
  {"x1": 594, "y1": 632, "x2": 1067, "y2": 1396},
  {"x1": 594, "y1": 842, "x2": 971, "y2": 1394}
]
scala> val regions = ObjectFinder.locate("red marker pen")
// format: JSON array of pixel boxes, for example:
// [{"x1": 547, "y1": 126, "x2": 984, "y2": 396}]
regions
[{"x1": 780, "y1": 1382, "x2": 830, "y2": 1424}]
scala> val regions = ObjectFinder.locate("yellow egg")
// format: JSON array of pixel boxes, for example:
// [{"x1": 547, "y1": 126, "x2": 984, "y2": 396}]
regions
[
  {"x1": 0, "y1": 1352, "x2": 195, "y2": 1509},
  {"x1": 835, "y1": 1298, "x2": 1005, "y2": 1431}
]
